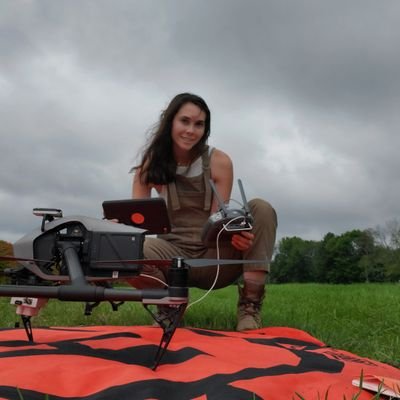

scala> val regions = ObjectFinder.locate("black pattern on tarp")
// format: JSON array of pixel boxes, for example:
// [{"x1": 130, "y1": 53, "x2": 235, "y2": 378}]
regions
[{"x1": 0, "y1": 328, "x2": 344, "y2": 400}]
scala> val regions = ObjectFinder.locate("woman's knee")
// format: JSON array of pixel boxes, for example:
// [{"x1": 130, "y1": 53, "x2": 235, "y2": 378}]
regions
[
  {"x1": 249, "y1": 198, "x2": 278, "y2": 228},
  {"x1": 143, "y1": 237, "x2": 176, "y2": 259},
  {"x1": 143, "y1": 237, "x2": 160, "y2": 258}
]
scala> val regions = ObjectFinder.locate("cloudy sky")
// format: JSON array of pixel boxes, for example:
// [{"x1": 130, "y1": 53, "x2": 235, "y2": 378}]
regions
[{"x1": 1, "y1": 0, "x2": 399, "y2": 245}]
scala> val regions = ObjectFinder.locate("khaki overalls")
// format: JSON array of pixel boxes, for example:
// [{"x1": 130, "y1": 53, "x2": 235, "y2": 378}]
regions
[{"x1": 130, "y1": 146, "x2": 278, "y2": 291}]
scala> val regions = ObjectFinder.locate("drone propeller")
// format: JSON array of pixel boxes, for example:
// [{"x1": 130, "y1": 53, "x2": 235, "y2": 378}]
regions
[
  {"x1": 0, "y1": 255, "x2": 51, "y2": 264},
  {"x1": 0, "y1": 255, "x2": 71, "y2": 282},
  {"x1": 1, "y1": 255, "x2": 267, "y2": 268},
  {"x1": 184, "y1": 258, "x2": 266, "y2": 268},
  {"x1": 1, "y1": 255, "x2": 267, "y2": 284},
  {"x1": 94, "y1": 257, "x2": 267, "y2": 268}
]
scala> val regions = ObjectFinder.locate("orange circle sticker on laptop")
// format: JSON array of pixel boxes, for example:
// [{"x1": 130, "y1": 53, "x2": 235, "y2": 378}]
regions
[{"x1": 131, "y1": 213, "x2": 145, "y2": 224}]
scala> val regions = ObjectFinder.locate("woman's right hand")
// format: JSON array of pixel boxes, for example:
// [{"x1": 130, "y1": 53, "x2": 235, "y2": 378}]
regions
[{"x1": 231, "y1": 231, "x2": 254, "y2": 252}]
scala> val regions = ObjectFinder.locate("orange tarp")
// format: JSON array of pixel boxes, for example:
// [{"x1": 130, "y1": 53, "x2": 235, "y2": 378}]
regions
[{"x1": 0, "y1": 326, "x2": 399, "y2": 399}]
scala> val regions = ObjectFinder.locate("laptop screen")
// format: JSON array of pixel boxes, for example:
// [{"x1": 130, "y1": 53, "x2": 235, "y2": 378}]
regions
[{"x1": 102, "y1": 198, "x2": 171, "y2": 234}]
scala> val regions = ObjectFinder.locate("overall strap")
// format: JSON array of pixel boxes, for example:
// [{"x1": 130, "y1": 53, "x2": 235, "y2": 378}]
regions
[
  {"x1": 167, "y1": 145, "x2": 214, "y2": 212},
  {"x1": 168, "y1": 180, "x2": 181, "y2": 211},
  {"x1": 202, "y1": 146, "x2": 214, "y2": 211}
]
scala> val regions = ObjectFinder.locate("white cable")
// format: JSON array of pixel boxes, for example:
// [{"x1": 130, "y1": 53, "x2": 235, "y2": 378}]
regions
[
  {"x1": 228, "y1": 198, "x2": 243, "y2": 208},
  {"x1": 187, "y1": 213, "x2": 251, "y2": 309},
  {"x1": 137, "y1": 216, "x2": 250, "y2": 308},
  {"x1": 138, "y1": 273, "x2": 169, "y2": 287},
  {"x1": 186, "y1": 224, "x2": 226, "y2": 309},
  {"x1": 222, "y1": 215, "x2": 253, "y2": 232}
]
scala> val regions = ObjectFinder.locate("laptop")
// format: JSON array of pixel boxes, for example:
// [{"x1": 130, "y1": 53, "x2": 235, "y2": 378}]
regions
[{"x1": 102, "y1": 198, "x2": 171, "y2": 234}]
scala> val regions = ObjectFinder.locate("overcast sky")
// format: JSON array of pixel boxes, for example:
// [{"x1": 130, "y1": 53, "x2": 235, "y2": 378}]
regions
[{"x1": 1, "y1": 0, "x2": 399, "y2": 246}]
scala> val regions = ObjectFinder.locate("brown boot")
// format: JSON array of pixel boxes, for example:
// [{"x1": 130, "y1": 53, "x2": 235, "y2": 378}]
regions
[{"x1": 236, "y1": 280, "x2": 265, "y2": 332}]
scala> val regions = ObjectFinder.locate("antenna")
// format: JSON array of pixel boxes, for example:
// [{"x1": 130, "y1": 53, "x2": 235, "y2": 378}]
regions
[
  {"x1": 209, "y1": 179, "x2": 229, "y2": 216},
  {"x1": 238, "y1": 179, "x2": 251, "y2": 214}
]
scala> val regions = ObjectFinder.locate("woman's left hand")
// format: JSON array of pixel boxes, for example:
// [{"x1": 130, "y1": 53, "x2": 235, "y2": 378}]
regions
[{"x1": 231, "y1": 231, "x2": 254, "y2": 251}]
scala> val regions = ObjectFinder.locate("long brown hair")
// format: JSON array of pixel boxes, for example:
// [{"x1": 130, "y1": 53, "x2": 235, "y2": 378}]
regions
[{"x1": 134, "y1": 93, "x2": 211, "y2": 185}]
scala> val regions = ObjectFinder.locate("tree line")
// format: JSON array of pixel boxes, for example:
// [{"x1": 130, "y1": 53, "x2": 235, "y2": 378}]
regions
[
  {"x1": 270, "y1": 220, "x2": 400, "y2": 283},
  {"x1": 0, "y1": 240, "x2": 14, "y2": 283}
]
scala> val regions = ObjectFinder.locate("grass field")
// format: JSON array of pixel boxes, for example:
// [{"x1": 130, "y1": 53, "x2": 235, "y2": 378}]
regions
[{"x1": 0, "y1": 283, "x2": 399, "y2": 368}]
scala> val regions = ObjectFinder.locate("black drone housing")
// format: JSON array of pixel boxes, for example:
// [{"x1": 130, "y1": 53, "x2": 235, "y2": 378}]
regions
[
  {"x1": 13, "y1": 215, "x2": 146, "y2": 279},
  {"x1": 201, "y1": 179, "x2": 253, "y2": 247}
]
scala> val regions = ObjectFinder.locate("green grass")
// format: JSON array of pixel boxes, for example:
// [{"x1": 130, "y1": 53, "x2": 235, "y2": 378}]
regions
[
  {"x1": 0, "y1": 283, "x2": 399, "y2": 368},
  {"x1": 264, "y1": 283, "x2": 400, "y2": 369}
]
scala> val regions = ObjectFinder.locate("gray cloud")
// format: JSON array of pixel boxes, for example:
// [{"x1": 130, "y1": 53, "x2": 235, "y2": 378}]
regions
[{"x1": 1, "y1": 0, "x2": 399, "y2": 245}]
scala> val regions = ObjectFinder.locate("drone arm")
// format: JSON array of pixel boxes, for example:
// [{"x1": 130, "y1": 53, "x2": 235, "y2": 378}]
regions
[
  {"x1": 0, "y1": 254, "x2": 189, "y2": 302},
  {"x1": 0, "y1": 285, "x2": 60, "y2": 298},
  {"x1": 60, "y1": 242, "x2": 88, "y2": 286},
  {"x1": 0, "y1": 284, "x2": 184, "y2": 304}
]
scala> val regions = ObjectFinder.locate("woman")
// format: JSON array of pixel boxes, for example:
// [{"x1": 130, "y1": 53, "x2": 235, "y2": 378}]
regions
[{"x1": 129, "y1": 93, "x2": 277, "y2": 331}]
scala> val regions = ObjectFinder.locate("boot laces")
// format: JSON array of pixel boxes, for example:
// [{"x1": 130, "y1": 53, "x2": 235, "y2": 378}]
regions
[{"x1": 239, "y1": 300, "x2": 261, "y2": 317}]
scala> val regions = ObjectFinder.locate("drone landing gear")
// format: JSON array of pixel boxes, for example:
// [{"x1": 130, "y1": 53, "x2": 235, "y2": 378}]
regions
[
  {"x1": 11, "y1": 297, "x2": 49, "y2": 342},
  {"x1": 21, "y1": 315, "x2": 34, "y2": 342},
  {"x1": 84, "y1": 300, "x2": 125, "y2": 315},
  {"x1": 84, "y1": 282, "x2": 125, "y2": 315},
  {"x1": 145, "y1": 303, "x2": 187, "y2": 370}
]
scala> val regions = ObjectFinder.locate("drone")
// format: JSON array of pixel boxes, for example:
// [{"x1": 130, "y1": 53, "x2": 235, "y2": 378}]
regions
[{"x1": 0, "y1": 197, "x2": 258, "y2": 370}]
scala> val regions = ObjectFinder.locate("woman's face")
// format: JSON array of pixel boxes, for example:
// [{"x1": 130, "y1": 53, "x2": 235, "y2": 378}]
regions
[{"x1": 171, "y1": 102, "x2": 206, "y2": 157}]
